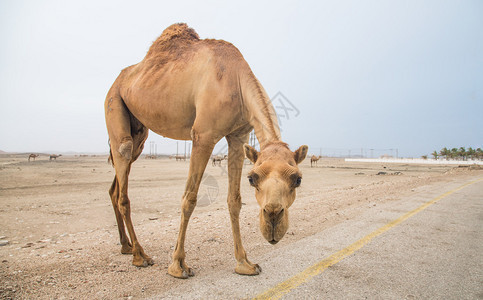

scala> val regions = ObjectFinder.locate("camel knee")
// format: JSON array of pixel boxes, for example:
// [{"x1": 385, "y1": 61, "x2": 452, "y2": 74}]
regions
[
  {"x1": 118, "y1": 138, "x2": 133, "y2": 161},
  {"x1": 181, "y1": 193, "x2": 197, "y2": 217},
  {"x1": 228, "y1": 194, "x2": 242, "y2": 216},
  {"x1": 182, "y1": 198, "x2": 197, "y2": 212}
]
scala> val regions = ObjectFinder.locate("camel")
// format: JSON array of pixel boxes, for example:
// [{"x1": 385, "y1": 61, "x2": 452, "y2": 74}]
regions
[
  {"x1": 310, "y1": 155, "x2": 321, "y2": 167},
  {"x1": 212, "y1": 154, "x2": 227, "y2": 166},
  {"x1": 28, "y1": 154, "x2": 39, "y2": 162},
  {"x1": 175, "y1": 155, "x2": 186, "y2": 161},
  {"x1": 104, "y1": 23, "x2": 308, "y2": 278},
  {"x1": 50, "y1": 154, "x2": 62, "y2": 161}
]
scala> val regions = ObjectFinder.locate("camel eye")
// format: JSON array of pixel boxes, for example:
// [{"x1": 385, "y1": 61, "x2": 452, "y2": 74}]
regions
[
  {"x1": 248, "y1": 173, "x2": 260, "y2": 189},
  {"x1": 294, "y1": 176, "x2": 302, "y2": 188},
  {"x1": 248, "y1": 176, "x2": 255, "y2": 186}
]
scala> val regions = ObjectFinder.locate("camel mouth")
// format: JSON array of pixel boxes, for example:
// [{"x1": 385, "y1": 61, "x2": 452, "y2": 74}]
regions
[{"x1": 268, "y1": 239, "x2": 279, "y2": 245}]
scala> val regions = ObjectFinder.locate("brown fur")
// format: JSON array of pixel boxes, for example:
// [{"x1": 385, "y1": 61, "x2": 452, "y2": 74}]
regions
[
  {"x1": 146, "y1": 23, "x2": 199, "y2": 58},
  {"x1": 310, "y1": 155, "x2": 322, "y2": 167},
  {"x1": 104, "y1": 23, "x2": 308, "y2": 279},
  {"x1": 49, "y1": 154, "x2": 62, "y2": 161},
  {"x1": 143, "y1": 24, "x2": 245, "y2": 88},
  {"x1": 28, "y1": 154, "x2": 39, "y2": 162},
  {"x1": 244, "y1": 143, "x2": 308, "y2": 243}
]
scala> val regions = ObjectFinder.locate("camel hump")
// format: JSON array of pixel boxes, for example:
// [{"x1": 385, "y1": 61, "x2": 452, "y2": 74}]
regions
[
  {"x1": 160, "y1": 23, "x2": 199, "y2": 41},
  {"x1": 146, "y1": 23, "x2": 199, "y2": 57}
]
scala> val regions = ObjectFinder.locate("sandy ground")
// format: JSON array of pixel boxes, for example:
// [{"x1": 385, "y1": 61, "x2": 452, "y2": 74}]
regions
[{"x1": 0, "y1": 154, "x2": 481, "y2": 299}]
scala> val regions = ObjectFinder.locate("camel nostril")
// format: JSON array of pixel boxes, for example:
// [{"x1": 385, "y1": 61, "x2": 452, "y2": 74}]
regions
[{"x1": 274, "y1": 208, "x2": 284, "y2": 220}]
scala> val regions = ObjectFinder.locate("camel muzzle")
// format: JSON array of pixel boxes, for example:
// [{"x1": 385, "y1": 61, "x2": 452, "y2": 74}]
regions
[{"x1": 260, "y1": 205, "x2": 287, "y2": 244}]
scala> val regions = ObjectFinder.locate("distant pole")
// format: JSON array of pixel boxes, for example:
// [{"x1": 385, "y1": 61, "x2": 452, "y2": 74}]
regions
[
  {"x1": 361, "y1": 148, "x2": 363, "y2": 158},
  {"x1": 254, "y1": 132, "x2": 257, "y2": 149},
  {"x1": 348, "y1": 149, "x2": 351, "y2": 158},
  {"x1": 149, "y1": 141, "x2": 155, "y2": 156},
  {"x1": 176, "y1": 142, "x2": 179, "y2": 156},
  {"x1": 250, "y1": 131, "x2": 255, "y2": 147},
  {"x1": 396, "y1": 149, "x2": 399, "y2": 158},
  {"x1": 184, "y1": 141, "x2": 187, "y2": 158}
]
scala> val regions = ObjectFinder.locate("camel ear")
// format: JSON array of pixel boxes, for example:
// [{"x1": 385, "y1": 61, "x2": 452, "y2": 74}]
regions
[
  {"x1": 243, "y1": 144, "x2": 259, "y2": 163},
  {"x1": 294, "y1": 145, "x2": 308, "y2": 164}
]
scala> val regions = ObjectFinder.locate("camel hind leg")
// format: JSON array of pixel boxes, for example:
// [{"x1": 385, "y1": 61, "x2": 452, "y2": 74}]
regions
[
  {"x1": 109, "y1": 177, "x2": 133, "y2": 254},
  {"x1": 105, "y1": 94, "x2": 153, "y2": 267}
]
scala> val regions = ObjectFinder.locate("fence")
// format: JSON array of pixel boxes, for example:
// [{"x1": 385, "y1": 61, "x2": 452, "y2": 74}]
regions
[
  {"x1": 345, "y1": 158, "x2": 483, "y2": 165},
  {"x1": 310, "y1": 148, "x2": 399, "y2": 159}
]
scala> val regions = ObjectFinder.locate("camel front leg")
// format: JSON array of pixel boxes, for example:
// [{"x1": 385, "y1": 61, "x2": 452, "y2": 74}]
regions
[
  {"x1": 226, "y1": 134, "x2": 261, "y2": 276},
  {"x1": 168, "y1": 137, "x2": 215, "y2": 279}
]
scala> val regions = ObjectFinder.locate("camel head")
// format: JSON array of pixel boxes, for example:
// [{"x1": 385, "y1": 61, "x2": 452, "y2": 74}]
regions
[{"x1": 244, "y1": 142, "x2": 308, "y2": 245}]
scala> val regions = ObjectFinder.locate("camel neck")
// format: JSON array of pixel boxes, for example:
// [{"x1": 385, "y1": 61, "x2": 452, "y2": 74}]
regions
[
  {"x1": 241, "y1": 72, "x2": 281, "y2": 148},
  {"x1": 250, "y1": 111, "x2": 281, "y2": 149}
]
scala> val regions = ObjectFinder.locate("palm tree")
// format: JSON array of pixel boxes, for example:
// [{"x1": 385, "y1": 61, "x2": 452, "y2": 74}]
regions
[
  {"x1": 476, "y1": 148, "x2": 483, "y2": 160},
  {"x1": 433, "y1": 146, "x2": 483, "y2": 161},
  {"x1": 466, "y1": 147, "x2": 474, "y2": 160},
  {"x1": 458, "y1": 147, "x2": 466, "y2": 161},
  {"x1": 450, "y1": 148, "x2": 458, "y2": 160},
  {"x1": 439, "y1": 147, "x2": 449, "y2": 160}
]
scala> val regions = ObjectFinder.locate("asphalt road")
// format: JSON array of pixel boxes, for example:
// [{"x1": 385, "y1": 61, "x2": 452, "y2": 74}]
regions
[{"x1": 152, "y1": 177, "x2": 483, "y2": 299}]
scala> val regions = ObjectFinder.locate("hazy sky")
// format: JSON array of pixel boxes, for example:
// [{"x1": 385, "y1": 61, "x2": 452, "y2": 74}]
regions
[{"x1": 1, "y1": 0, "x2": 481, "y2": 157}]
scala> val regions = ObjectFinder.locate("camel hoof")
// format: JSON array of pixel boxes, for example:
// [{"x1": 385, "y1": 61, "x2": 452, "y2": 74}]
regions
[
  {"x1": 168, "y1": 264, "x2": 189, "y2": 279},
  {"x1": 168, "y1": 261, "x2": 193, "y2": 279},
  {"x1": 235, "y1": 261, "x2": 262, "y2": 276},
  {"x1": 133, "y1": 256, "x2": 154, "y2": 268}
]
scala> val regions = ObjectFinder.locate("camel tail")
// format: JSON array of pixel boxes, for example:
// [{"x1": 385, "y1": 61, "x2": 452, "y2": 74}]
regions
[
  {"x1": 108, "y1": 148, "x2": 114, "y2": 166},
  {"x1": 239, "y1": 69, "x2": 281, "y2": 148}
]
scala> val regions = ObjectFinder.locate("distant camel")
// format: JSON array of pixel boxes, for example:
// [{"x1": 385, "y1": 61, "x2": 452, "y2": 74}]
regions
[
  {"x1": 50, "y1": 154, "x2": 62, "y2": 161},
  {"x1": 175, "y1": 155, "x2": 186, "y2": 161},
  {"x1": 28, "y1": 154, "x2": 39, "y2": 162},
  {"x1": 212, "y1": 154, "x2": 227, "y2": 166},
  {"x1": 310, "y1": 155, "x2": 321, "y2": 167}
]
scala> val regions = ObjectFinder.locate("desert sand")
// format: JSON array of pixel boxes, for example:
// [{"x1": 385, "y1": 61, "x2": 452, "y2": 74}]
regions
[{"x1": 0, "y1": 154, "x2": 481, "y2": 299}]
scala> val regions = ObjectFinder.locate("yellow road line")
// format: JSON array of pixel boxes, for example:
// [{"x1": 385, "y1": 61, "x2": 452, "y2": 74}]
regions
[{"x1": 253, "y1": 178, "x2": 483, "y2": 300}]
